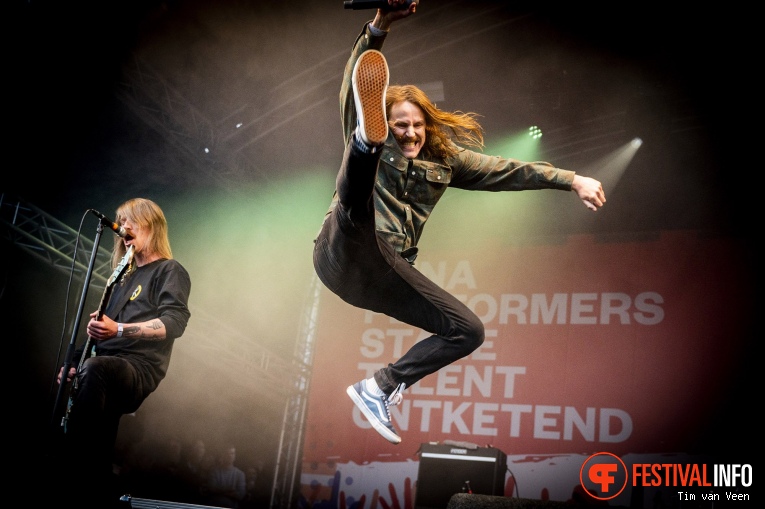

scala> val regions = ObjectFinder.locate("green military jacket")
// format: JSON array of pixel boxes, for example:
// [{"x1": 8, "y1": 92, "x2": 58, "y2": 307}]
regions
[{"x1": 326, "y1": 22, "x2": 575, "y2": 263}]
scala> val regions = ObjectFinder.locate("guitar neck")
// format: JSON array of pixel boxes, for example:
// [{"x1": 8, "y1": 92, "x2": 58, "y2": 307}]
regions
[
  {"x1": 94, "y1": 284, "x2": 114, "y2": 321},
  {"x1": 77, "y1": 284, "x2": 113, "y2": 367},
  {"x1": 76, "y1": 245, "x2": 134, "y2": 365}
]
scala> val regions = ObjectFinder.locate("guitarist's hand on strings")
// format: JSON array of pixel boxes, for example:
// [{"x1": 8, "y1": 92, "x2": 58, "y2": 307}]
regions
[
  {"x1": 86, "y1": 311, "x2": 119, "y2": 340},
  {"x1": 56, "y1": 310, "x2": 119, "y2": 385}
]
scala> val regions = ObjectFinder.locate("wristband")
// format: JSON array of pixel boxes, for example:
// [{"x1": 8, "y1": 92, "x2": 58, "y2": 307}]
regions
[{"x1": 117, "y1": 323, "x2": 124, "y2": 338}]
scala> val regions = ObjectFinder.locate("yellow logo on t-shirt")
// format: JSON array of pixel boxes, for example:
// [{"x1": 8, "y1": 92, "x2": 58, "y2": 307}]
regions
[{"x1": 130, "y1": 285, "x2": 142, "y2": 301}]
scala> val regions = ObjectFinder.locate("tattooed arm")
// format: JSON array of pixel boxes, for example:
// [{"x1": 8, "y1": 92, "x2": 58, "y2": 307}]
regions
[{"x1": 86, "y1": 313, "x2": 169, "y2": 341}]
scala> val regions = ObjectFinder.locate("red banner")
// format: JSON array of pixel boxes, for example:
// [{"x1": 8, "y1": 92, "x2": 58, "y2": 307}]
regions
[{"x1": 301, "y1": 230, "x2": 751, "y2": 504}]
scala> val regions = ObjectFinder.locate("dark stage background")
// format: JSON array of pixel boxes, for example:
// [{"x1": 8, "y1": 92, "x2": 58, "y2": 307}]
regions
[{"x1": 4, "y1": 0, "x2": 757, "y2": 506}]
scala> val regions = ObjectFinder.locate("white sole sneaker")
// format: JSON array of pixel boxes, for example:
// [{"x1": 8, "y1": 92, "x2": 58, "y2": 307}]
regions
[
  {"x1": 352, "y1": 49, "x2": 389, "y2": 146},
  {"x1": 346, "y1": 381, "x2": 401, "y2": 444}
]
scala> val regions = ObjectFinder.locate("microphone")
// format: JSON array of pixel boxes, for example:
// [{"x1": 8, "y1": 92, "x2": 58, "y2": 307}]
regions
[
  {"x1": 90, "y1": 209, "x2": 129, "y2": 238},
  {"x1": 344, "y1": 0, "x2": 413, "y2": 10}
]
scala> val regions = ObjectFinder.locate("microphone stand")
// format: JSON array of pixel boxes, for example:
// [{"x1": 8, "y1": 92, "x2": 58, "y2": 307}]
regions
[{"x1": 51, "y1": 221, "x2": 107, "y2": 431}]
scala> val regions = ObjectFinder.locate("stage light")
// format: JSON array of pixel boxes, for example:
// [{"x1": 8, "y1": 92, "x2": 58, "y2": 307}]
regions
[
  {"x1": 575, "y1": 138, "x2": 644, "y2": 196},
  {"x1": 487, "y1": 127, "x2": 542, "y2": 161},
  {"x1": 528, "y1": 126, "x2": 543, "y2": 139}
]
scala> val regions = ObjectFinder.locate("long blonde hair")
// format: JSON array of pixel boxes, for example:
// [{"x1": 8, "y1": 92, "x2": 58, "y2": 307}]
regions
[
  {"x1": 386, "y1": 84, "x2": 484, "y2": 159},
  {"x1": 111, "y1": 198, "x2": 172, "y2": 267}
]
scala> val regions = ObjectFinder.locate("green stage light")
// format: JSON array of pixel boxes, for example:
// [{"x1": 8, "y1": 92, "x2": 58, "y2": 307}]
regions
[
  {"x1": 528, "y1": 126, "x2": 542, "y2": 139},
  {"x1": 487, "y1": 128, "x2": 542, "y2": 161}
]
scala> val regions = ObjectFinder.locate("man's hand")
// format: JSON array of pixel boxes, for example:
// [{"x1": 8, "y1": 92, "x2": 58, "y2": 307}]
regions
[
  {"x1": 57, "y1": 366, "x2": 76, "y2": 385},
  {"x1": 86, "y1": 311, "x2": 118, "y2": 340},
  {"x1": 373, "y1": 0, "x2": 417, "y2": 30},
  {"x1": 572, "y1": 175, "x2": 606, "y2": 211}
]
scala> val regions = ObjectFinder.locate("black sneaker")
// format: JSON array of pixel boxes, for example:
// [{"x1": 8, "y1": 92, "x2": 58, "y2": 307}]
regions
[
  {"x1": 346, "y1": 380, "x2": 405, "y2": 444},
  {"x1": 352, "y1": 49, "x2": 389, "y2": 147}
]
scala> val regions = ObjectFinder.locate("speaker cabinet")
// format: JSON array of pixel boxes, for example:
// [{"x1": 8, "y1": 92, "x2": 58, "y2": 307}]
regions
[
  {"x1": 414, "y1": 444, "x2": 507, "y2": 509},
  {"x1": 125, "y1": 497, "x2": 223, "y2": 509},
  {"x1": 447, "y1": 494, "x2": 631, "y2": 509}
]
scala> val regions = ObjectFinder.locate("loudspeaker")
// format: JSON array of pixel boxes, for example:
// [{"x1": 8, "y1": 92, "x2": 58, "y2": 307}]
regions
[
  {"x1": 414, "y1": 443, "x2": 507, "y2": 509},
  {"x1": 447, "y1": 494, "x2": 631, "y2": 509},
  {"x1": 124, "y1": 497, "x2": 222, "y2": 509},
  {"x1": 447, "y1": 494, "x2": 586, "y2": 508},
  {"x1": 448, "y1": 494, "x2": 515, "y2": 508}
]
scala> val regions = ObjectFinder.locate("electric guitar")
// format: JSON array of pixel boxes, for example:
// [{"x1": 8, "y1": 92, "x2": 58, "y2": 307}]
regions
[{"x1": 61, "y1": 244, "x2": 135, "y2": 432}]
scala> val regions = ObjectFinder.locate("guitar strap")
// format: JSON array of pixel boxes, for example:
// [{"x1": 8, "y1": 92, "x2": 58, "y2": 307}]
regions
[{"x1": 105, "y1": 279, "x2": 134, "y2": 321}]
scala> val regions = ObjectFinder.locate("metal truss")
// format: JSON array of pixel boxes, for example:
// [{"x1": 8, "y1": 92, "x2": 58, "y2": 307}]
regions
[
  {"x1": 270, "y1": 272, "x2": 321, "y2": 509},
  {"x1": 115, "y1": 55, "x2": 269, "y2": 190},
  {"x1": 0, "y1": 194, "x2": 113, "y2": 291}
]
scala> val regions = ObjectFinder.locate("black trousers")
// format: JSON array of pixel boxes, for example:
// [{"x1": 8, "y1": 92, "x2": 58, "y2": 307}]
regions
[
  {"x1": 313, "y1": 139, "x2": 484, "y2": 394},
  {"x1": 59, "y1": 355, "x2": 147, "y2": 507}
]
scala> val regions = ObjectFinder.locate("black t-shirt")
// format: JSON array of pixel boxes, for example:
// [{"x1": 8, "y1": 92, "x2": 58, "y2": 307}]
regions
[{"x1": 94, "y1": 258, "x2": 191, "y2": 393}]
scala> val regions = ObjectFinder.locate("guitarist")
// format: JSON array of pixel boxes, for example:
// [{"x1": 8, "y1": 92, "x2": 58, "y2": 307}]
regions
[{"x1": 55, "y1": 198, "x2": 192, "y2": 508}]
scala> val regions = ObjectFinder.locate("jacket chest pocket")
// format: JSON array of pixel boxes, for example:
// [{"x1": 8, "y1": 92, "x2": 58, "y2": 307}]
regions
[
  {"x1": 409, "y1": 161, "x2": 451, "y2": 205},
  {"x1": 378, "y1": 154, "x2": 452, "y2": 204},
  {"x1": 423, "y1": 163, "x2": 451, "y2": 185}
]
